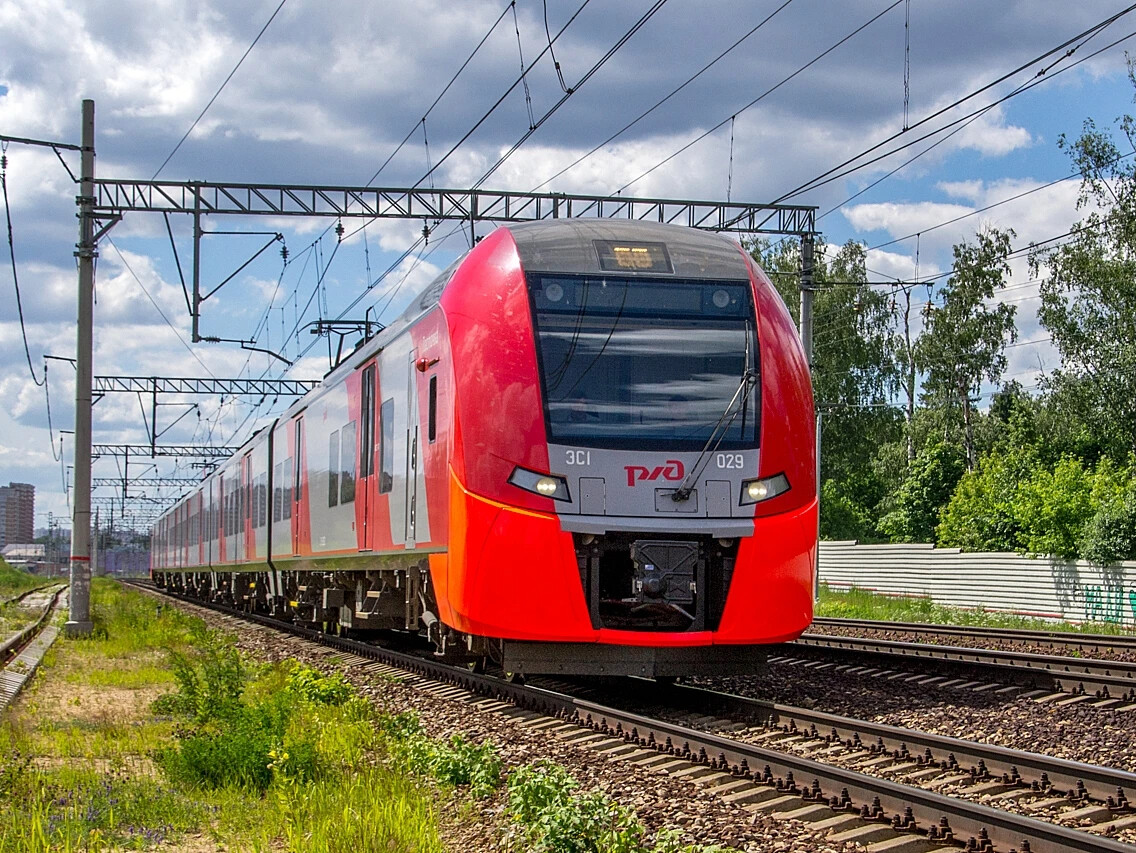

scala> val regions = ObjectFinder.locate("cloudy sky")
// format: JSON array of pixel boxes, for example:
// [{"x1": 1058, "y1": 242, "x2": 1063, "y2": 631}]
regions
[{"x1": 2, "y1": 0, "x2": 1136, "y2": 531}]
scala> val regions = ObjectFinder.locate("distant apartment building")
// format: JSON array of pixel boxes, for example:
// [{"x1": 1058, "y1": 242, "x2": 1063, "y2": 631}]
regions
[{"x1": 0, "y1": 482, "x2": 35, "y2": 548}]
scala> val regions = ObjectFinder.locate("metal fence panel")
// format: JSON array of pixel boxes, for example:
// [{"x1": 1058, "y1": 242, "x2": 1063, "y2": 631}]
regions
[{"x1": 818, "y1": 542, "x2": 1136, "y2": 627}]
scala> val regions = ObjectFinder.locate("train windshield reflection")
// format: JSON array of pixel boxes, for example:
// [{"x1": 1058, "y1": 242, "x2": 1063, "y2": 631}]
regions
[{"x1": 529, "y1": 275, "x2": 759, "y2": 450}]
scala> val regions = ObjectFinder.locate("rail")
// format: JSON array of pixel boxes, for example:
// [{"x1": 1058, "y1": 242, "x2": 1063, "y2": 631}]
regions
[{"x1": 793, "y1": 633, "x2": 1136, "y2": 700}]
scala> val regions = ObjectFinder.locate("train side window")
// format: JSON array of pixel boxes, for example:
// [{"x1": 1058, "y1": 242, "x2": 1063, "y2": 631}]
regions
[
  {"x1": 283, "y1": 458, "x2": 293, "y2": 519},
  {"x1": 328, "y1": 430, "x2": 340, "y2": 508},
  {"x1": 259, "y1": 474, "x2": 268, "y2": 528},
  {"x1": 340, "y1": 421, "x2": 356, "y2": 504},
  {"x1": 428, "y1": 377, "x2": 437, "y2": 443},
  {"x1": 273, "y1": 462, "x2": 283, "y2": 522},
  {"x1": 379, "y1": 398, "x2": 394, "y2": 494},
  {"x1": 360, "y1": 365, "x2": 376, "y2": 478}
]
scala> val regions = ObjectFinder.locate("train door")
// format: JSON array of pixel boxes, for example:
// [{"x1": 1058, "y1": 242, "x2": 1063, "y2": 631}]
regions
[
  {"x1": 291, "y1": 415, "x2": 304, "y2": 556},
  {"x1": 359, "y1": 363, "x2": 376, "y2": 551},
  {"x1": 242, "y1": 453, "x2": 253, "y2": 561},
  {"x1": 404, "y1": 349, "x2": 418, "y2": 548}
]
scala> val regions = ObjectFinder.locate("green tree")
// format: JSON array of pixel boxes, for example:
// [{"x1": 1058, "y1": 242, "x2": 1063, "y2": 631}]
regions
[
  {"x1": 751, "y1": 238, "x2": 902, "y2": 539},
  {"x1": 878, "y1": 440, "x2": 965, "y2": 543},
  {"x1": 916, "y1": 227, "x2": 1017, "y2": 471},
  {"x1": 1030, "y1": 114, "x2": 1136, "y2": 457}
]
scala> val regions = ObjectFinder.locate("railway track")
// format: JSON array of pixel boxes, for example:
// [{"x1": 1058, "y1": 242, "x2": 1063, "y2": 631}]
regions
[
  {"x1": 791, "y1": 632, "x2": 1136, "y2": 704},
  {"x1": 812, "y1": 618, "x2": 1136, "y2": 658},
  {"x1": 130, "y1": 580, "x2": 1136, "y2": 853},
  {"x1": 0, "y1": 586, "x2": 66, "y2": 713},
  {"x1": 566, "y1": 677, "x2": 1136, "y2": 838},
  {"x1": 0, "y1": 582, "x2": 58, "y2": 608}
]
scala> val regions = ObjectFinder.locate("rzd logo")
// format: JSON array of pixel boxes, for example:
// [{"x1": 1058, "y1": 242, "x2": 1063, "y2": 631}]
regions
[{"x1": 624, "y1": 460, "x2": 684, "y2": 487}]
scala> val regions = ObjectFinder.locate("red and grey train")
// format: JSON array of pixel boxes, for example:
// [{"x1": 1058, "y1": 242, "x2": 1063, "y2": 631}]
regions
[{"x1": 151, "y1": 220, "x2": 817, "y2": 676}]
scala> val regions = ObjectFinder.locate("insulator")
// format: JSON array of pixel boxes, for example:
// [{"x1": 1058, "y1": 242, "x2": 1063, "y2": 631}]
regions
[
  {"x1": 335, "y1": 220, "x2": 345, "y2": 241},
  {"x1": 281, "y1": 244, "x2": 289, "y2": 262}
]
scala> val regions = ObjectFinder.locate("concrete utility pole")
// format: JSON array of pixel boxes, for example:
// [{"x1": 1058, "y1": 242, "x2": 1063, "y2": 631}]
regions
[
  {"x1": 798, "y1": 233, "x2": 815, "y2": 368},
  {"x1": 798, "y1": 233, "x2": 821, "y2": 594},
  {"x1": 66, "y1": 99, "x2": 95, "y2": 637}
]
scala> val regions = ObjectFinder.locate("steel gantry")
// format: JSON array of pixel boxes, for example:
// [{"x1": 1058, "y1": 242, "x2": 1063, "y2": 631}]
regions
[
  {"x1": 94, "y1": 375, "x2": 318, "y2": 396},
  {"x1": 89, "y1": 179, "x2": 818, "y2": 344},
  {"x1": 92, "y1": 444, "x2": 237, "y2": 459}
]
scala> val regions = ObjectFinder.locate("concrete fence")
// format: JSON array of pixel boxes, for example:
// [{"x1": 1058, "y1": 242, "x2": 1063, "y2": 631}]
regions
[{"x1": 818, "y1": 541, "x2": 1136, "y2": 627}]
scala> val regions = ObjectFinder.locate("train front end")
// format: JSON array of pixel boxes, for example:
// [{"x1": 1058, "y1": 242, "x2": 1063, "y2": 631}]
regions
[{"x1": 440, "y1": 220, "x2": 817, "y2": 676}]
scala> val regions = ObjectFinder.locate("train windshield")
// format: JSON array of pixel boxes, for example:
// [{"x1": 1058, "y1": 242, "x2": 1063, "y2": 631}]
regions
[{"x1": 529, "y1": 275, "x2": 759, "y2": 450}]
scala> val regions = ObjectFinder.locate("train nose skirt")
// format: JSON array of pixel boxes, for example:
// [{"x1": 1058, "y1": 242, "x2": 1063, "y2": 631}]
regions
[{"x1": 501, "y1": 640, "x2": 768, "y2": 678}]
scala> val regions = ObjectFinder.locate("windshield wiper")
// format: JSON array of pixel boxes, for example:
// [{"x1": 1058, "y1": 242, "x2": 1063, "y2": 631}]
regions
[{"x1": 671, "y1": 366, "x2": 757, "y2": 502}]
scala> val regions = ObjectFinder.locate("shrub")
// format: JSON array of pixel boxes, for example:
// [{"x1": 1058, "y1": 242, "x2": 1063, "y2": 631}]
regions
[
  {"x1": 878, "y1": 441, "x2": 965, "y2": 543},
  {"x1": 286, "y1": 663, "x2": 353, "y2": 706},
  {"x1": 1081, "y1": 485, "x2": 1136, "y2": 564},
  {"x1": 396, "y1": 732, "x2": 501, "y2": 798},
  {"x1": 153, "y1": 625, "x2": 245, "y2": 722},
  {"x1": 505, "y1": 761, "x2": 727, "y2": 853},
  {"x1": 157, "y1": 690, "x2": 320, "y2": 792}
]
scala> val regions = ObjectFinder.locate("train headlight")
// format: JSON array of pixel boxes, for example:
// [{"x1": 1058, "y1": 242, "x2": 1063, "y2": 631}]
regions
[
  {"x1": 509, "y1": 466, "x2": 571, "y2": 502},
  {"x1": 740, "y1": 473, "x2": 790, "y2": 505}
]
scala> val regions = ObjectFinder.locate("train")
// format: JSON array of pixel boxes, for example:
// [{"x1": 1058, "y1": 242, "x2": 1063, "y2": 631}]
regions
[{"x1": 151, "y1": 219, "x2": 818, "y2": 677}]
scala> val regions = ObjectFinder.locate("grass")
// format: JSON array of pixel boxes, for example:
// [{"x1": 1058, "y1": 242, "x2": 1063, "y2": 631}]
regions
[
  {"x1": 0, "y1": 558, "x2": 47, "y2": 600},
  {"x1": 816, "y1": 583, "x2": 1135, "y2": 634},
  {"x1": 0, "y1": 579, "x2": 446, "y2": 852},
  {"x1": 2, "y1": 580, "x2": 743, "y2": 852}
]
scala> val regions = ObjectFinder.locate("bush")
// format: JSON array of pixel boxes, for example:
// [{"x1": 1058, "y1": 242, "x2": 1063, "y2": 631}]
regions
[
  {"x1": 1081, "y1": 485, "x2": 1136, "y2": 564},
  {"x1": 936, "y1": 447, "x2": 1026, "y2": 554},
  {"x1": 286, "y1": 663, "x2": 353, "y2": 705},
  {"x1": 1014, "y1": 456, "x2": 1096, "y2": 559},
  {"x1": 154, "y1": 625, "x2": 245, "y2": 721},
  {"x1": 878, "y1": 441, "x2": 965, "y2": 543},
  {"x1": 505, "y1": 761, "x2": 727, "y2": 853},
  {"x1": 152, "y1": 627, "x2": 335, "y2": 792}
]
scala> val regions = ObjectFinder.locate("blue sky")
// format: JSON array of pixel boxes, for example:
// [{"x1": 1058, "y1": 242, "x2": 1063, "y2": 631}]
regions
[{"x1": 2, "y1": 0, "x2": 1135, "y2": 529}]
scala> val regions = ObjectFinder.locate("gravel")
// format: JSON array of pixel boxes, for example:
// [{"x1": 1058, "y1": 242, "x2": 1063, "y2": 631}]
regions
[{"x1": 702, "y1": 659, "x2": 1136, "y2": 773}]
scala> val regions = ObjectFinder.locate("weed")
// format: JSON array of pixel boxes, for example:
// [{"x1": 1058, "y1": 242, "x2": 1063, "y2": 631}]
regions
[
  {"x1": 285, "y1": 662, "x2": 353, "y2": 705},
  {"x1": 505, "y1": 761, "x2": 730, "y2": 853},
  {"x1": 154, "y1": 624, "x2": 245, "y2": 722}
]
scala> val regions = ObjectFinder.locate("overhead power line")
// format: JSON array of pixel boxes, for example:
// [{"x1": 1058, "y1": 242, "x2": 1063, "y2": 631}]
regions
[
  {"x1": 771, "y1": 3, "x2": 1136, "y2": 203},
  {"x1": 152, "y1": 0, "x2": 290, "y2": 179},
  {"x1": 364, "y1": 0, "x2": 515, "y2": 186},
  {"x1": 613, "y1": 0, "x2": 904, "y2": 195},
  {"x1": 413, "y1": 0, "x2": 595, "y2": 189},
  {"x1": 530, "y1": 0, "x2": 796, "y2": 193},
  {"x1": 473, "y1": 0, "x2": 673, "y2": 189},
  {"x1": 1, "y1": 147, "x2": 44, "y2": 386}
]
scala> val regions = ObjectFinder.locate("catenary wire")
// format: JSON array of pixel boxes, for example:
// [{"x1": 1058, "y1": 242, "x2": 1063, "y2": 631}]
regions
[
  {"x1": 614, "y1": 0, "x2": 903, "y2": 195},
  {"x1": 529, "y1": 0, "x2": 796, "y2": 193},
  {"x1": 771, "y1": 4, "x2": 1136, "y2": 203},
  {"x1": 473, "y1": 0, "x2": 672, "y2": 189},
  {"x1": 152, "y1": 0, "x2": 290, "y2": 179},
  {"x1": 1, "y1": 153, "x2": 45, "y2": 386}
]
